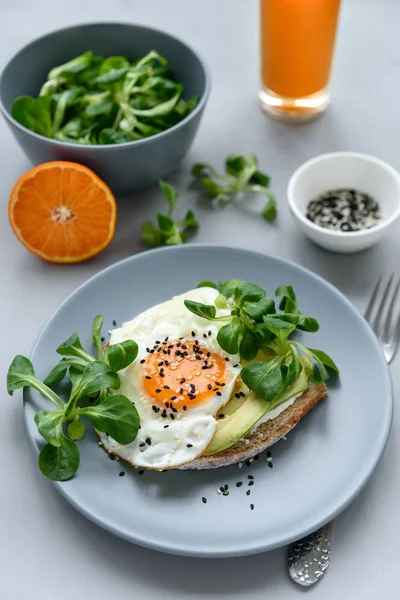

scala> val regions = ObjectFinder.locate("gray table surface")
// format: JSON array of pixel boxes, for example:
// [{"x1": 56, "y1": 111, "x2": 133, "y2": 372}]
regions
[{"x1": 1, "y1": 0, "x2": 399, "y2": 598}]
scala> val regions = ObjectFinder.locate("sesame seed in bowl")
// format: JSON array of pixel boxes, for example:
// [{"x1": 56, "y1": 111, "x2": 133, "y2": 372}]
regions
[{"x1": 287, "y1": 152, "x2": 400, "y2": 253}]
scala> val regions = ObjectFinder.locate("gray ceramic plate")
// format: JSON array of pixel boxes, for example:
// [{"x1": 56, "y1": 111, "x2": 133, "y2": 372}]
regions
[{"x1": 24, "y1": 245, "x2": 393, "y2": 557}]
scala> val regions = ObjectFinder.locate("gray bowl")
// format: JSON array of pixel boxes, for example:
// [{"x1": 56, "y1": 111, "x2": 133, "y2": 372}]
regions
[{"x1": 0, "y1": 23, "x2": 210, "y2": 193}]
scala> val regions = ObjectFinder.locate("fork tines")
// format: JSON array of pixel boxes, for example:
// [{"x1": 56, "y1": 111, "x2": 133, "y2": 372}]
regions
[{"x1": 364, "y1": 274, "x2": 400, "y2": 363}]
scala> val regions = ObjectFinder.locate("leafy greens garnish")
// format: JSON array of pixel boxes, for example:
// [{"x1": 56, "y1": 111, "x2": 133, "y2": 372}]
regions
[
  {"x1": 185, "y1": 280, "x2": 339, "y2": 403},
  {"x1": 141, "y1": 180, "x2": 198, "y2": 247},
  {"x1": 191, "y1": 154, "x2": 277, "y2": 222},
  {"x1": 7, "y1": 316, "x2": 139, "y2": 481},
  {"x1": 11, "y1": 50, "x2": 198, "y2": 145}
]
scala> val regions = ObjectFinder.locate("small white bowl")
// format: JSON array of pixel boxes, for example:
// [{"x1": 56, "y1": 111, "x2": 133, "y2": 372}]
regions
[{"x1": 287, "y1": 152, "x2": 400, "y2": 253}]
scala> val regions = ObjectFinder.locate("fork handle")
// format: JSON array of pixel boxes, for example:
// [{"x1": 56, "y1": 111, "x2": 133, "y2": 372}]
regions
[{"x1": 288, "y1": 521, "x2": 333, "y2": 587}]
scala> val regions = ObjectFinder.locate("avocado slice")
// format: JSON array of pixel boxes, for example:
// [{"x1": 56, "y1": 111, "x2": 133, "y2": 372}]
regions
[{"x1": 205, "y1": 356, "x2": 312, "y2": 456}]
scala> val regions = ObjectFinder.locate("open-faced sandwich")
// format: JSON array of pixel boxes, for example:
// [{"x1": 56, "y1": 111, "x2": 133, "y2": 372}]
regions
[{"x1": 8, "y1": 279, "x2": 339, "y2": 480}]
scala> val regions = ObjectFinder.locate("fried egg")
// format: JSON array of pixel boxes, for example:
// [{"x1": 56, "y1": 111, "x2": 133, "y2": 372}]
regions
[{"x1": 98, "y1": 287, "x2": 241, "y2": 469}]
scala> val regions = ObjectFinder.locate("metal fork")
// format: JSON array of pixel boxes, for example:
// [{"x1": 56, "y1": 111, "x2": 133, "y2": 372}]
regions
[{"x1": 288, "y1": 275, "x2": 400, "y2": 587}]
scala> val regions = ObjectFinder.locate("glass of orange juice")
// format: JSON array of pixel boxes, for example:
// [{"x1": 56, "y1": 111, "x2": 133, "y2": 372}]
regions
[{"x1": 259, "y1": 0, "x2": 341, "y2": 122}]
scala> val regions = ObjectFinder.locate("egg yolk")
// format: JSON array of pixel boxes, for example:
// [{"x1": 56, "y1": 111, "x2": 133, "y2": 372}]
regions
[{"x1": 143, "y1": 338, "x2": 229, "y2": 412}]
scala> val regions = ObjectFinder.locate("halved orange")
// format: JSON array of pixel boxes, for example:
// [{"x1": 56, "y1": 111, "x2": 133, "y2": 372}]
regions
[{"x1": 9, "y1": 161, "x2": 117, "y2": 263}]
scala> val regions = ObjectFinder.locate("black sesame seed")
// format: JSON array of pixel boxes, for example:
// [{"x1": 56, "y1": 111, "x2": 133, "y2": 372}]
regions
[
  {"x1": 109, "y1": 454, "x2": 115, "y2": 461},
  {"x1": 187, "y1": 443, "x2": 193, "y2": 448},
  {"x1": 170, "y1": 413, "x2": 175, "y2": 420},
  {"x1": 172, "y1": 407, "x2": 178, "y2": 413},
  {"x1": 248, "y1": 480, "x2": 254, "y2": 487},
  {"x1": 235, "y1": 393, "x2": 240, "y2": 398},
  {"x1": 246, "y1": 490, "x2": 251, "y2": 496},
  {"x1": 218, "y1": 414, "x2": 224, "y2": 419},
  {"x1": 180, "y1": 378, "x2": 186, "y2": 384},
  {"x1": 203, "y1": 333, "x2": 207, "y2": 338},
  {"x1": 183, "y1": 405, "x2": 187, "y2": 411},
  {"x1": 164, "y1": 385, "x2": 170, "y2": 390},
  {"x1": 225, "y1": 357, "x2": 230, "y2": 361},
  {"x1": 140, "y1": 359, "x2": 145, "y2": 364},
  {"x1": 236, "y1": 481, "x2": 243, "y2": 487},
  {"x1": 248, "y1": 475, "x2": 254, "y2": 480},
  {"x1": 112, "y1": 320, "x2": 117, "y2": 326},
  {"x1": 165, "y1": 402, "x2": 170, "y2": 408},
  {"x1": 254, "y1": 454, "x2": 260, "y2": 460},
  {"x1": 268, "y1": 462, "x2": 273, "y2": 469},
  {"x1": 246, "y1": 460, "x2": 251, "y2": 467},
  {"x1": 145, "y1": 375, "x2": 151, "y2": 380},
  {"x1": 119, "y1": 471, "x2": 125, "y2": 476},
  {"x1": 145, "y1": 437, "x2": 151, "y2": 445},
  {"x1": 146, "y1": 347, "x2": 150, "y2": 353},
  {"x1": 224, "y1": 484, "x2": 229, "y2": 490},
  {"x1": 180, "y1": 388, "x2": 184, "y2": 394},
  {"x1": 220, "y1": 486, "x2": 225, "y2": 492},
  {"x1": 216, "y1": 391, "x2": 222, "y2": 397},
  {"x1": 164, "y1": 425, "x2": 169, "y2": 428},
  {"x1": 155, "y1": 340, "x2": 160, "y2": 345},
  {"x1": 192, "y1": 331, "x2": 196, "y2": 337},
  {"x1": 202, "y1": 497, "x2": 207, "y2": 504},
  {"x1": 161, "y1": 411, "x2": 167, "y2": 418},
  {"x1": 158, "y1": 361, "x2": 164, "y2": 367},
  {"x1": 240, "y1": 392, "x2": 245, "y2": 397},
  {"x1": 208, "y1": 330, "x2": 212, "y2": 336},
  {"x1": 138, "y1": 470, "x2": 145, "y2": 475},
  {"x1": 250, "y1": 504, "x2": 254, "y2": 510},
  {"x1": 155, "y1": 388, "x2": 161, "y2": 393},
  {"x1": 267, "y1": 451, "x2": 272, "y2": 457},
  {"x1": 139, "y1": 442, "x2": 146, "y2": 447},
  {"x1": 101, "y1": 336, "x2": 105, "y2": 343},
  {"x1": 164, "y1": 360, "x2": 169, "y2": 366},
  {"x1": 164, "y1": 337, "x2": 169, "y2": 342},
  {"x1": 208, "y1": 384, "x2": 212, "y2": 390}
]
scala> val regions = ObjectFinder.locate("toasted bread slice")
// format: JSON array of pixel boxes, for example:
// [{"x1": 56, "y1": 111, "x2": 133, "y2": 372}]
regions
[{"x1": 180, "y1": 380, "x2": 327, "y2": 470}]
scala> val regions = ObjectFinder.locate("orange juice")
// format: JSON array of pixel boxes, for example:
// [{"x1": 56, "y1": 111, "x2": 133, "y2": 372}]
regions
[{"x1": 259, "y1": 0, "x2": 341, "y2": 121}]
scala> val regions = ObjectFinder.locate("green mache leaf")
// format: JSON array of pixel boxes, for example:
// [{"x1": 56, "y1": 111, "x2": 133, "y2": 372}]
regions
[
  {"x1": 292, "y1": 343, "x2": 329, "y2": 383},
  {"x1": 159, "y1": 180, "x2": 178, "y2": 216},
  {"x1": 68, "y1": 361, "x2": 120, "y2": 406},
  {"x1": 166, "y1": 231, "x2": 184, "y2": 245},
  {"x1": 199, "y1": 177, "x2": 221, "y2": 199},
  {"x1": 181, "y1": 209, "x2": 198, "y2": 229},
  {"x1": 11, "y1": 96, "x2": 53, "y2": 138},
  {"x1": 56, "y1": 333, "x2": 94, "y2": 362},
  {"x1": 34, "y1": 410, "x2": 65, "y2": 446},
  {"x1": 130, "y1": 89, "x2": 182, "y2": 117},
  {"x1": 99, "y1": 56, "x2": 130, "y2": 73},
  {"x1": 105, "y1": 340, "x2": 138, "y2": 372},
  {"x1": 84, "y1": 96, "x2": 114, "y2": 117},
  {"x1": 250, "y1": 170, "x2": 270, "y2": 187},
  {"x1": 92, "y1": 67, "x2": 129, "y2": 85},
  {"x1": 306, "y1": 348, "x2": 340, "y2": 374},
  {"x1": 7, "y1": 355, "x2": 64, "y2": 409},
  {"x1": 79, "y1": 394, "x2": 140, "y2": 444},
  {"x1": 44, "y1": 358, "x2": 86, "y2": 385},
  {"x1": 263, "y1": 197, "x2": 277, "y2": 222},
  {"x1": 234, "y1": 282, "x2": 266, "y2": 306},
  {"x1": 253, "y1": 322, "x2": 273, "y2": 342},
  {"x1": 298, "y1": 317, "x2": 320, "y2": 332},
  {"x1": 283, "y1": 345, "x2": 302, "y2": 388},
  {"x1": 68, "y1": 419, "x2": 85, "y2": 440},
  {"x1": 263, "y1": 315, "x2": 298, "y2": 338},
  {"x1": 241, "y1": 357, "x2": 283, "y2": 402},
  {"x1": 225, "y1": 154, "x2": 246, "y2": 176},
  {"x1": 38, "y1": 436, "x2": 80, "y2": 481},
  {"x1": 92, "y1": 315, "x2": 104, "y2": 360},
  {"x1": 218, "y1": 279, "x2": 245, "y2": 299},
  {"x1": 191, "y1": 162, "x2": 220, "y2": 179},
  {"x1": 239, "y1": 329, "x2": 259, "y2": 361},
  {"x1": 141, "y1": 221, "x2": 163, "y2": 247},
  {"x1": 48, "y1": 51, "x2": 94, "y2": 80},
  {"x1": 217, "y1": 318, "x2": 242, "y2": 354},
  {"x1": 275, "y1": 285, "x2": 298, "y2": 313},
  {"x1": 184, "y1": 300, "x2": 217, "y2": 320},
  {"x1": 243, "y1": 296, "x2": 275, "y2": 321},
  {"x1": 157, "y1": 213, "x2": 174, "y2": 234},
  {"x1": 98, "y1": 128, "x2": 141, "y2": 144},
  {"x1": 197, "y1": 280, "x2": 218, "y2": 290}
]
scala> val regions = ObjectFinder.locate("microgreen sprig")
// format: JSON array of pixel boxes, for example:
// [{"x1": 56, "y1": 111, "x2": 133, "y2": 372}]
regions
[
  {"x1": 185, "y1": 280, "x2": 339, "y2": 403},
  {"x1": 141, "y1": 180, "x2": 198, "y2": 247},
  {"x1": 191, "y1": 154, "x2": 277, "y2": 222},
  {"x1": 7, "y1": 316, "x2": 140, "y2": 481}
]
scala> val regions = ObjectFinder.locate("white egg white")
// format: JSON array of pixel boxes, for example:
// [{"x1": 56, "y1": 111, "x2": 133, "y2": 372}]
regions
[{"x1": 98, "y1": 287, "x2": 241, "y2": 469}]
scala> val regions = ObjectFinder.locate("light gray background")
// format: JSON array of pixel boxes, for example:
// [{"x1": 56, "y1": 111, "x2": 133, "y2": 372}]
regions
[{"x1": 1, "y1": 0, "x2": 399, "y2": 598}]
